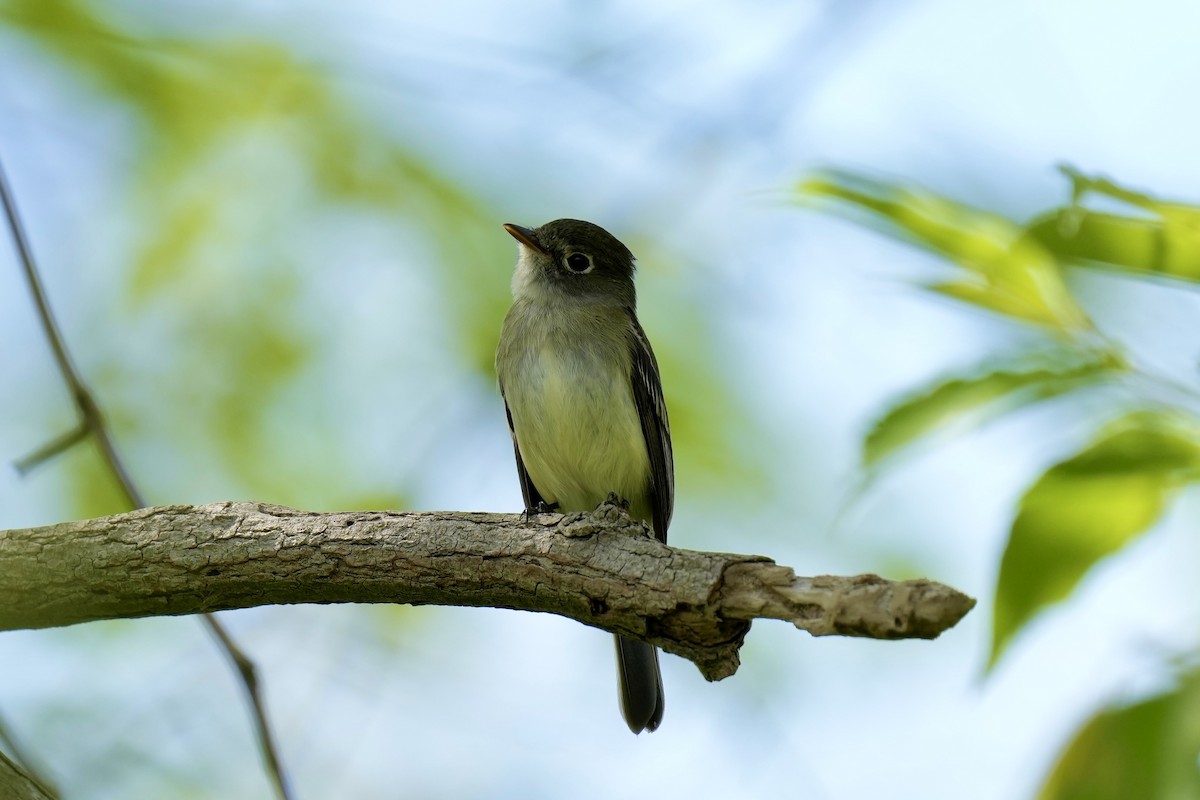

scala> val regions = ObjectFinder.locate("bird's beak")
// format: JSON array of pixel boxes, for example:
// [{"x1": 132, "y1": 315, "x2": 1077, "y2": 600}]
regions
[{"x1": 503, "y1": 223, "x2": 546, "y2": 254}]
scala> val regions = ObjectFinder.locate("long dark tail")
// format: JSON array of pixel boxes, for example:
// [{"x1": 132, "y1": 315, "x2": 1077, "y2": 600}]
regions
[{"x1": 615, "y1": 635, "x2": 664, "y2": 733}]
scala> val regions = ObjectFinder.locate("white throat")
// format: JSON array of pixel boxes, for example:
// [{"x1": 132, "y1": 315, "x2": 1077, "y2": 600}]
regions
[{"x1": 511, "y1": 245, "x2": 553, "y2": 301}]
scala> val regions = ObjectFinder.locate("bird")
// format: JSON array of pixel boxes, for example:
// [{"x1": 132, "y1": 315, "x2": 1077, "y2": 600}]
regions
[{"x1": 495, "y1": 218, "x2": 673, "y2": 733}]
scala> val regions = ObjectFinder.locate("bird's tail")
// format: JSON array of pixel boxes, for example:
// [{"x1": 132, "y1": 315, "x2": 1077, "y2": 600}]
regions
[{"x1": 615, "y1": 635, "x2": 664, "y2": 733}]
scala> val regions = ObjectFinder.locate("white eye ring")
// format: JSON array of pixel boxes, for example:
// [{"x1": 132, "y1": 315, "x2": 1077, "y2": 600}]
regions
[{"x1": 564, "y1": 252, "x2": 594, "y2": 273}]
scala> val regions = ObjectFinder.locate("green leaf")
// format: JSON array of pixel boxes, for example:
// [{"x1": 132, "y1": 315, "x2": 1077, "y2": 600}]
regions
[
  {"x1": 1028, "y1": 210, "x2": 1200, "y2": 285},
  {"x1": 1026, "y1": 166, "x2": 1200, "y2": 285},
  {"x1": 864, "y1": 351, "x2": 1124, "y2": 468},
  {"x1": 1039, "y1": 670, "x2": 1200, "y2": 800},
  {"x1": 800, "y1": 170, "x2": 1091, "y2": 332},
  {"x1": 991, "y1": 413, "x2": 1200, "y2": 667}
]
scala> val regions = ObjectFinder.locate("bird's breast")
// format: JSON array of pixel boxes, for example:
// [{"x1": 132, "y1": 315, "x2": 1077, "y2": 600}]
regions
[{"x1": 500, "y1": 318, "x2": 652, "y2": 521}]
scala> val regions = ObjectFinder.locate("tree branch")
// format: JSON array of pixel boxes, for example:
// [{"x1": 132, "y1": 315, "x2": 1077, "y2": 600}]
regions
[{"x1": 0, "y1": 500, "x2": 975, "y2": 681}]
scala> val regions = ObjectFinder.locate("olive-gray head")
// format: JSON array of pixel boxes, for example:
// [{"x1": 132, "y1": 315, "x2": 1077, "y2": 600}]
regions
[{"x1": 504, "y1": 219, "x2": 637, "y2": 308}]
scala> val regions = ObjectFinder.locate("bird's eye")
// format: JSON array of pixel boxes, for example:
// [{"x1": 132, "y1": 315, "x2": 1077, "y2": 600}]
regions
[{"x1": 564, "y1": 252, "x2": 594, "y2": 273}]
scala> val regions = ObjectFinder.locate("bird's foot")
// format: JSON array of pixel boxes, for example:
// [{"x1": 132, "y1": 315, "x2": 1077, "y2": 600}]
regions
[
  {"x1": 603, "y1": 492, "x2": 630, "y2": 512},
  {"x1": 523, "y1": 500, "x2": 560, "y2": 523}
]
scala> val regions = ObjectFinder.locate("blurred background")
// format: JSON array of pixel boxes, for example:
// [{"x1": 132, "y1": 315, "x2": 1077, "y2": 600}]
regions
[{"x1": 2, "y1": 0, "x2": 1199, "y2": 798}]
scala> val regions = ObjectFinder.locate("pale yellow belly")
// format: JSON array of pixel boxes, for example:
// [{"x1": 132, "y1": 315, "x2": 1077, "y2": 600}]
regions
[{"x1": 507, "y1": 346, "x2": 652, "y2": 521}]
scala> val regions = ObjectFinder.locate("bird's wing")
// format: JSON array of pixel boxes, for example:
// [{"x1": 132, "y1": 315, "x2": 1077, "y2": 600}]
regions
[
  {"x1": 627, "y1": 309, "x2": 674, "y2": 542},
  {"x1": 501, "y1": 386, "x2": 546, "y2": 513}
]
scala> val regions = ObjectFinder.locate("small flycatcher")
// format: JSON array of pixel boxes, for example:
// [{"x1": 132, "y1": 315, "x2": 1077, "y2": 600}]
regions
[{"x1": 495, "y1": 218, "x2": 673, "y2": 733}]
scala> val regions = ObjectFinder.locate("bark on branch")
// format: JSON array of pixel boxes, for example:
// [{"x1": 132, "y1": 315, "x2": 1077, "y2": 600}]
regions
[{"x1": 0, "y1": 501, "x2": 975, "y2": 680}]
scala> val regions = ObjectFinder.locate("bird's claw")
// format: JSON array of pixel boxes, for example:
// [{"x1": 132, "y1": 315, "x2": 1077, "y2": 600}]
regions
[{"x1": 523, "y1": 500, "x2": 560, "y2": 523}]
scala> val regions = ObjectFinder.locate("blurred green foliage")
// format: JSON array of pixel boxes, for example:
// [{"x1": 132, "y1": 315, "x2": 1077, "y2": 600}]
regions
[
  {"x1": 862, "y1": 348, "x2": 1124, "y2": 470},
  {"x1": 1029, "y1": 166, "x2": 1200, "y2": 284},
  {"x1": 801, "y1": 170, "x2": 1093, "y2": 331},
  {"x1": 3, "y1": 0, "x2": 761, "y2": 521},
  {"x1": 803, "y1": 167, "x2": 1200, "y2": 799},
  {"x1": 996, "y1": 412, "x2": 1200, "y2": 665},
  {"x1": 1039, "y1": 668, "x2": 1200, "y2": 800}
]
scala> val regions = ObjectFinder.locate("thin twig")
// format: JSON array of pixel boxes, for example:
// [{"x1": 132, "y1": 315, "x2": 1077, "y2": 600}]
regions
[
  {"x1": 0, "y1": 713, "x2": 57, "y2": 799},
  {"x1": 202, "y1": 617, "x2": 291, "y2": 800},
  {"x1": 0, "y1": 749, "x2": 55, "y2": 800},
  {"x1": 14, "y1": 423, "x2": 88, "y2": 476},
  {"x1": 1, "y1": 157, "x2": 293, "y2": 800},
  {"x1": 0, "y1": 160, "x2": 141, "y2": 507}
]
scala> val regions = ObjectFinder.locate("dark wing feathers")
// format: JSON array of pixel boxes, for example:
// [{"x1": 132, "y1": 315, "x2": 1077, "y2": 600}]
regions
[
  {"x1": 627, "y1": 309, "x2": 674, "y2": 543},
  {"x1": 501, "y1": 389, "x2": 545, "y2": 513}
]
